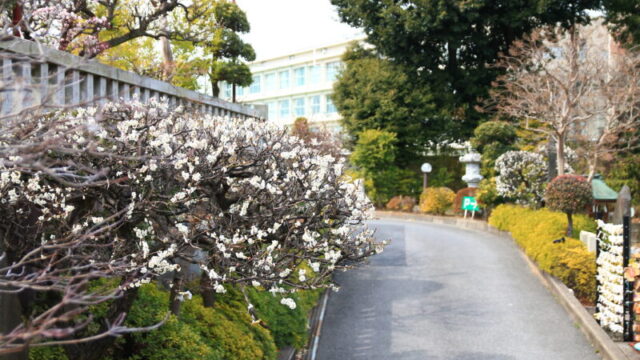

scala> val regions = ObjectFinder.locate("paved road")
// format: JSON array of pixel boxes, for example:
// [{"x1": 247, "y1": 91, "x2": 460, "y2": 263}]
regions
[{"x1": 316, "y1": 218, "x2": 601, "y2": 360}]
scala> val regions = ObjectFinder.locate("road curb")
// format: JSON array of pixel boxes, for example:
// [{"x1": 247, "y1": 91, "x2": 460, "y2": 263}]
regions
[{"x1": 375, "y1": 210, "x2": 632, "y2": 360}]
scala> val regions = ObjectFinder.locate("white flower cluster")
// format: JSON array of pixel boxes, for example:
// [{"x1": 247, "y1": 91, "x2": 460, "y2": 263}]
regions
[
  {"x1": 1, "y1": 97, "x2": 382, "y2": 316},
  {"x1": 495, "y1": 150, "x2": 548, "y2": 206},
  {"x1": 594, "y1": 220, "x2": 625, "y2": 333},
  {"x1": 280, "y1": 297, "x2": 297, "y2": 310}
]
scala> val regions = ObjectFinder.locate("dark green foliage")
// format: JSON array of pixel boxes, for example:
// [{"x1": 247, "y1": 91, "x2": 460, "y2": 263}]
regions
[
  {"x1": 93, "y1": 284, "x2": 277, "y2": 360},
  {"x1": 471, "y1": 121, "x2": 518, "y2": 178},
  {"x1": 350, "y1": 129, "x2": 416, "y2": 205},
  {"x1": 423, "y1": 155, "x2": 466, "y2": 191},
  {"x1": 606, "y1": 153, "x2": 640, "y2": 205},
  {"x1": 604, "y1": 0, "x2": 640, "y2": 45},
  {"x1": 333, "y1": 46, "x2": 445, "y2": 163},
  {"x1": 205, "y1": 1, "x2": 256, "y2": 98},
  {"x1": 247, "y1": 288, "x2": 322, "y2": 349},
  {"x1": 29, "y1": 346, "x2": 69, "y2": 360},
  {"x1": 331, "y1": 0, "x2": 599, "y2": 140},
  {"x1": 471, "y1": 121, "x2": 517, "y2": 152}
]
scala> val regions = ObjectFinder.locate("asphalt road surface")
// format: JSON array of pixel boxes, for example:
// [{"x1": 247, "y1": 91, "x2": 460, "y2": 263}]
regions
[{"x1": 315, "y1": 218, "x2": 601, "y2": 360}]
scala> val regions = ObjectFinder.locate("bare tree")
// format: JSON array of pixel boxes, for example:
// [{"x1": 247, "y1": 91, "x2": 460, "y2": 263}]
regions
[
  {"x1": 576, "y1": 45, "x2": 640, "y2": 180},
  {"x1": 488, "y1": 23, "x2": 640, "y2": 180}
]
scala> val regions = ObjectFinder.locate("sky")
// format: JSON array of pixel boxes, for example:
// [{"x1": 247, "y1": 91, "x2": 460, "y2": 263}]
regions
[{"x1": 235, "y1": 0, "x2": 363, "y2": 60}]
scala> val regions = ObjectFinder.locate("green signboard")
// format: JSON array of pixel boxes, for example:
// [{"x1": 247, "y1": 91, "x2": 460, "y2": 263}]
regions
[{"x1": 461, "y1": 196, "x2": 480, "y2": 212}]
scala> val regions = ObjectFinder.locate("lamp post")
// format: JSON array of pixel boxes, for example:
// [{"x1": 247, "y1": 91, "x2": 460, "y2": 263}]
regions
[{"x1": 421, "y1": 162, "x2": 432, "y2": 188}]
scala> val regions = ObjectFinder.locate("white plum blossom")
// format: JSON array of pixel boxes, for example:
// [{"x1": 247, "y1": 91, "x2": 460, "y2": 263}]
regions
[
  {"x1": 0, "y1": 95, "x2": 383, "y2": 352},
  {"x1": 280, "y1": 297, "x2": 297, "y2": 310},
  {"x1": 495, "y1": 151, "x2": 548, "y2": 206}
]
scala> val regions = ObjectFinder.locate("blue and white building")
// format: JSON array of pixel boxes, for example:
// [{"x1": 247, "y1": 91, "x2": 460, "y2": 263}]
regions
[{"x1": 220, "y1": 38, "x2": 363, "y2": 131}]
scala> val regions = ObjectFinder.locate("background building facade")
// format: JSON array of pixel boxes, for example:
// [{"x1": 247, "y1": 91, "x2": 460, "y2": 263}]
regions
[{"x1": 220, "y1": 39, "x2": 362, "y2": 131}]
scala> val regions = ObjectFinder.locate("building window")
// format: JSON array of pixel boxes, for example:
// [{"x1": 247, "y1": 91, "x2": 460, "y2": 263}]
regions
[
  {"x1": 326, "y1": 95, "x2": 336, "y2": 114},
  {"x1": 236, "y1": 85, "x2": 244, "y2": 97},
  {"x1": 279, "y1": 70, "x2": 290, "y2": 89},
  {"x1": 310, "y1": 95, "x2": 321, "y2": 114},
  {"x1": 264, "y1": 73, "x2": 276, "y2": 92},
  {"x1": 326, "y1": 62, "x2": 341, "y2": 82},
  {"x1": 293, "y1": 98, "x2": 305, "y2": 117},
  {"x1": 294, "y1": 67, "x2": 305, "y2": 87},
  {"x1": 222, "y1": 82, "x2": 231, "y2": 99},
  {"x1": 279, "y1": 99, "x2": 290, "y2": 118},
  {"x1": 309, "y1": 65, "x2": 321, "y2": 85},
  {"x1": 267, "y1": 101, "x2": 276, "y2": 120},
  {"x1": 250, "y1": 75, "x2": 261, "y2": 94}
]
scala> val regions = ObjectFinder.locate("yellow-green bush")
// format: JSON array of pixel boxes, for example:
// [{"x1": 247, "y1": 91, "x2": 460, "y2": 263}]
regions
[
  {"x1": 119, "y1": 284, "x2": 277, "y2": 360},
  {"x1": 489, "y1": 204, "x2": 596, "y2": 302},
  {"x1": 420, "y1": 187, "x2": 455, "y2": 215}
]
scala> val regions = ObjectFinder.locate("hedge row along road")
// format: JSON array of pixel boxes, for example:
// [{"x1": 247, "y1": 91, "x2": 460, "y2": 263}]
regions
[{"x1": 316, "y1": 218, "x2": 601, "y2": 360}]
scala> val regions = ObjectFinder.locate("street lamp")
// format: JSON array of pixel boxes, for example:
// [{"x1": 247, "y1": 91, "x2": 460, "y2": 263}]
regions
[{"x1": 421, "y1": 162, "x2": 432, "y2": 188}]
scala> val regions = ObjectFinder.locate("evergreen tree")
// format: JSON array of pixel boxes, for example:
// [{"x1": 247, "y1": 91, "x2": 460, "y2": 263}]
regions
[{"x1": 330, "y1": 0, "x2": 600, "y2": 140}]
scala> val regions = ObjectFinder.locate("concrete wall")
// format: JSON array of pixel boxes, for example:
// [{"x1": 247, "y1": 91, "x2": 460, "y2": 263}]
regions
[{"x1": 0, "y1": 37, "x2": 266, "y2": 120}]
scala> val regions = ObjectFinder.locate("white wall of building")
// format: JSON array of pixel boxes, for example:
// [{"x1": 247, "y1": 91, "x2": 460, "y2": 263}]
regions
[{"x1": 220, "y1": 38, "x2": 363, "y2": 131}]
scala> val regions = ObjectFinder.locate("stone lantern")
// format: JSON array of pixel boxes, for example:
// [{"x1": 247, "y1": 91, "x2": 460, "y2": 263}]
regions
[{"x1": 459, "y1": 152, "x2": 483, "y2": 188}]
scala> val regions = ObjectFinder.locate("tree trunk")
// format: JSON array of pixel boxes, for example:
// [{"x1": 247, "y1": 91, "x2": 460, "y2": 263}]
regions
[
  {"x1": 168, "y1": 270, "x2": 184, "y2": 316},
  {"x1": 200, "y1": 274, "x2": 217, "y2": 308},
  {"x1": 587, "y1": 152, "x2": 599, "y2": 182},
  {"x1": 556, "y1": 135, "x2": 566, "y2": 176},
  {"x1": 566, "y1": 212, "x2": 573, "y2": 237},
  {"x1": 159, "y1": 18, "x2": 174, "y2": 81},
  {"x1": 211, "y1": 77, "x2": 220, "y2": 98},
  {"x1": 160, "y1": 37, "x2": 174, "y2": 81},
  {"x1": 232, "y1": 84, "x2": 237, "y2": 103}
]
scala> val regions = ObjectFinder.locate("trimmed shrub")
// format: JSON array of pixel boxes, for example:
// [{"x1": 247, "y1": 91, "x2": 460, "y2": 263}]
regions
[
  {"x1": 489, "y1": 204, "x2": 596, "y2": 302},
  {"x1": 386, "y1": 195, "x2": 417, "y2": 212},
  {"x1": 247, "y1": 288, "x2": 322, "y2": 349},
  {"x1": 546, "y1": 175, "x2": 593, "y2": 236},
  {"x1": 420, "y1": 187, "x2": 455, "y2": 215},
  {"x1": 470, "y1": 121, "x2": 518, "y2": 151},
  {"x1": 453, "y1": 187, "x2": 478, "y2": 214},
  {"x1": 115, "y1": 284, "x2": 277, "y2": 360}
]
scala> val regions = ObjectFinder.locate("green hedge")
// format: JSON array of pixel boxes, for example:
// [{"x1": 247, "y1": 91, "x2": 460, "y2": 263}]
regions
[
  {"x1": 123, "y1": 284, "x2": 277, "y2": 360},
  {"x1": 247, "y1": 287, "x2": 322, "y2": 349},
  {"x1": 489, "y1": 204, "x2": 596, "y2": 302}
]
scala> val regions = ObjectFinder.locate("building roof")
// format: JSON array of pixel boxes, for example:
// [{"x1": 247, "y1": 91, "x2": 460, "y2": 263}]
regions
[{"x1": 592, "y1": 178, "x2": 618, "y2": 201}]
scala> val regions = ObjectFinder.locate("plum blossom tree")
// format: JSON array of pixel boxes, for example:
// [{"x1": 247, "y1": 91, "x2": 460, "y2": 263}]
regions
[
  {"x1": 1, "y1": 0, "x2": 211, "y2": 57},
  {"x1": 0, "y1": 92, "x2": 381, "y2": 356},
  {"x1": 494, "y1": 150, "x2": 548, "y2": 207}
]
